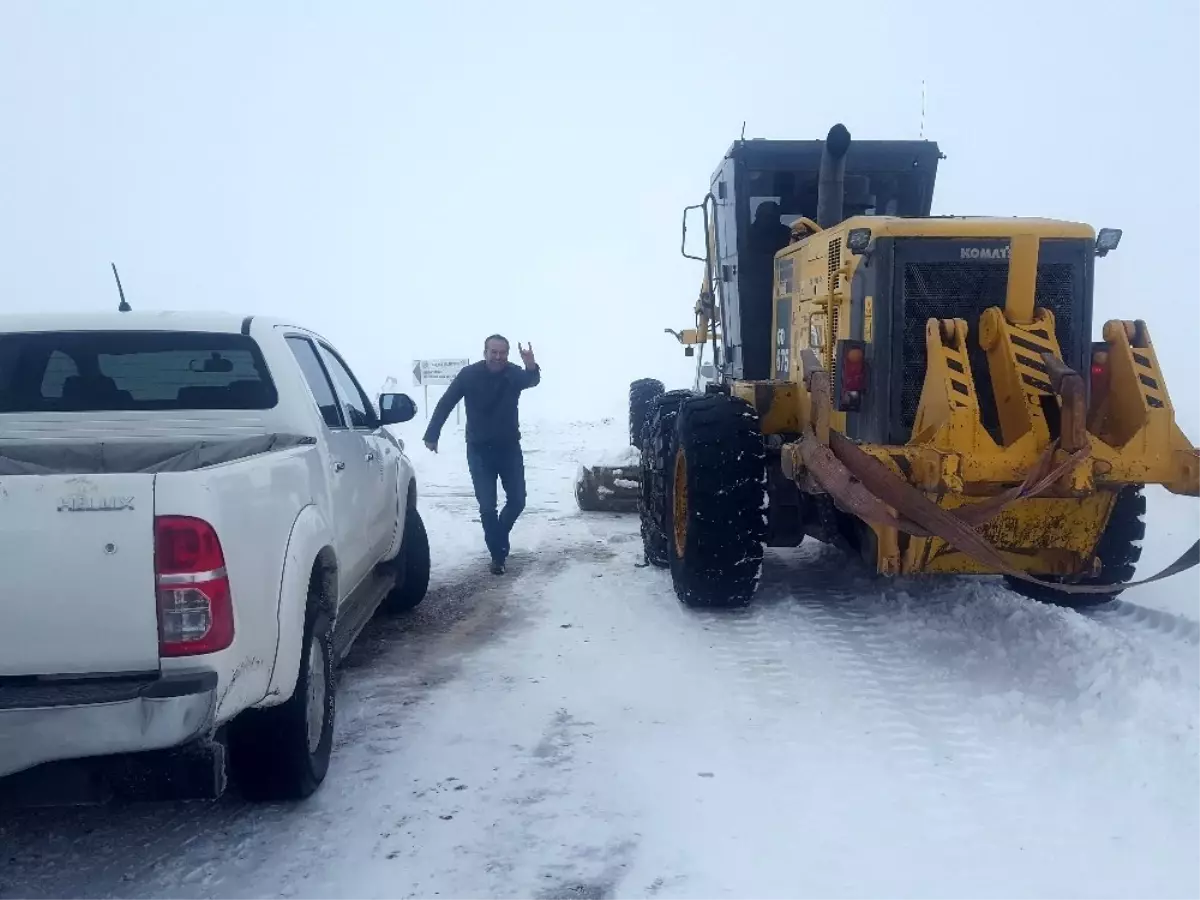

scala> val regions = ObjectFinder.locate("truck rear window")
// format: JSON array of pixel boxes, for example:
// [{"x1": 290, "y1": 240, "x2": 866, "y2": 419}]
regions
[{"x1": 0, "y1": 331, "x2": 278, "y2": 412}]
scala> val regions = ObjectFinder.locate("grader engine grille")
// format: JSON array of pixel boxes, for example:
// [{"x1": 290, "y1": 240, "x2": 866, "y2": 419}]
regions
[{"x1": 899, "y1": 261, "x2": 1077, "y2": 439}]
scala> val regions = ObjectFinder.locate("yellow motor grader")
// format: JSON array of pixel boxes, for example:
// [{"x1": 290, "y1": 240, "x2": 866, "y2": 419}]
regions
[{"x1": 610, "y1": 123, "x2": 1198, "y2": 608}]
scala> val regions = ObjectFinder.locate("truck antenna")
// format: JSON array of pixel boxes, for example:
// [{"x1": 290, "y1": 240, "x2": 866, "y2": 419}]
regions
[
  {"x1": 111, "y1": 262, "x2": 131, "y2": 312},
  {"x1": 920, "y1": 79, "x2": 926, "y2": 139},
  {"x1": 740, "y1": 121, "x2": 747, "y2": 140}
]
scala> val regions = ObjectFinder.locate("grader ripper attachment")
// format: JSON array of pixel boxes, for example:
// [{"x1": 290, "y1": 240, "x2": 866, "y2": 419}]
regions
[{"x1": 590, "y1": 122, "x2": 1199, "y2": 608}]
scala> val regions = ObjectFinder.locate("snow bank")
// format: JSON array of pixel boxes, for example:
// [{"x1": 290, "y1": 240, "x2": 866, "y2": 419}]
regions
[{"x1": 591, "y1": 445, "x2": 639, "y2": 469}]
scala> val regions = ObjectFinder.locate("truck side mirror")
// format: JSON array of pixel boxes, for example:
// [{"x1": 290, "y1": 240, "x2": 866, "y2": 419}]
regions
[{"x1": 379, "y1": 392, "x2": 417, "y2": 425}]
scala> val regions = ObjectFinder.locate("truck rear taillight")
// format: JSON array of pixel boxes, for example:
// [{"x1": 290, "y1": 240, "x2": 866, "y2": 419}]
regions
[
  {"x1": 834, "y1": 339, "x2": 868, "y2": 412},
  {"x1": 154, "y1": 516, "x2": 234, "y2": 657}
]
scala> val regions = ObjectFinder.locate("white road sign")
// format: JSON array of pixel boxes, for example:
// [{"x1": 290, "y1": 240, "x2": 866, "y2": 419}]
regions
[{"x1": 412, "y1": 358, "x2": 469, "y2": 386}]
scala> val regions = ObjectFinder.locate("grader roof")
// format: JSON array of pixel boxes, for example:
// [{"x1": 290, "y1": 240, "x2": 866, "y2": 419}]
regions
[{"x1": 716, "y1": 136, "x2": 943, "y2": 220}]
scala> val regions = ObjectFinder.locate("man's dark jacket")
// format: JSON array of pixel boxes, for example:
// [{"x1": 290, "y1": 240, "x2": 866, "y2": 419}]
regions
[{"x1": 423, "y1": 361, "x2": 541, "y2": 445}]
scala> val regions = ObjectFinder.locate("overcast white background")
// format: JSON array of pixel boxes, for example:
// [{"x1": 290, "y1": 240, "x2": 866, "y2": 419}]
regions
[{"x1": 1, "y1": 0, "x2": 1196, "y2": 433}]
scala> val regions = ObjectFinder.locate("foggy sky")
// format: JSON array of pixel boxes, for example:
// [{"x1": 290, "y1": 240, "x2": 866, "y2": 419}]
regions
[{"x1": 2, "y1": 0, "x2": 1196, "y2": 433}]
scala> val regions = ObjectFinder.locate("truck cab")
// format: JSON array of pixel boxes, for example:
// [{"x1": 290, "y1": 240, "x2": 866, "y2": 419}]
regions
[{"x1": 695, "y1": 131, "x2": 942, "y2": 381}]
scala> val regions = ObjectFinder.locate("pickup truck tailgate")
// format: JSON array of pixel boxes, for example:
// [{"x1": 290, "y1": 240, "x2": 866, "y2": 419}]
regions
[{"x1": 0, "y1": 475, "x2": 160, "y2": 677}]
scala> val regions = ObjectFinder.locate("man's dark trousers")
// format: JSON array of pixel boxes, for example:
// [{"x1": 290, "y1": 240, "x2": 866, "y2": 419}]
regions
[{"x1": 466, "y1": 440, "x2": 526, "y2": 562}]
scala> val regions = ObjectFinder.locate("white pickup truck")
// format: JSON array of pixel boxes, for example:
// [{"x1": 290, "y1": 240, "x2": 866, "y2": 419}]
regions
[{"x1": 0, "y1": 311, "x2": 430, "y2": 803}]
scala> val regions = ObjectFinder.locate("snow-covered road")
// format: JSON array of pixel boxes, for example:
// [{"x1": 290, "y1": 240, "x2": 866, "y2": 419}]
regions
[{"x1": 2, "y1": 419, "x2": 1197, "y2": 899}]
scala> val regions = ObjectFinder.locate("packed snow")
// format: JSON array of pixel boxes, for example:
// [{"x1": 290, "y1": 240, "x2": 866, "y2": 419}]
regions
[
  {"x1": 591, "y1": 445, "x2": 641, "y2": 470},
  {"x1": 0, "y1": 417, "x2": 1196, "y2": 900}
]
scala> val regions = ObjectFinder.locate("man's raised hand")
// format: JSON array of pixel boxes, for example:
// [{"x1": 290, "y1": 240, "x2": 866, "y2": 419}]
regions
[{"x1": 518, "y1": 342, "x2": 536, "y2": 367}]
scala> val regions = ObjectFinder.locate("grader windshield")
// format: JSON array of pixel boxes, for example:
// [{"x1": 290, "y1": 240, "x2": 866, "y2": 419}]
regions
[{"x1": 707, "y1": 137, "x2": 942, "y2": 380}]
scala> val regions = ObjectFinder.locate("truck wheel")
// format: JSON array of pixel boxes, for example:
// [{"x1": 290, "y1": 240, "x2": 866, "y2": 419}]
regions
[
  {"x1": 629, "y1": 378, "x2": 665, "y2": 447},
  {"x1": 666, "y1": 393, "x2": 766, "y2": 607},
  {"x1": 1004, "y1": 485, "x2": 1146, "y2": 608},
  {"x1": 381, "y1": 507, "x2": 431, "y2": 614},
  {"x1": 228, "y1": 594, "x2": 335, "y2": 802},
  {"x1": 640, "y1": 389, "x2": 693, "y2": 567}
]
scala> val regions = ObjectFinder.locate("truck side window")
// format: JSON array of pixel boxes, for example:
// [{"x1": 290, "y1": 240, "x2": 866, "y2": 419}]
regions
[
  {"x1": 286, "y1": 336, "x2": 344, "y2": 429},
  {"x1": 317, "y1": 343, "x2": 379, "y2": 430}
]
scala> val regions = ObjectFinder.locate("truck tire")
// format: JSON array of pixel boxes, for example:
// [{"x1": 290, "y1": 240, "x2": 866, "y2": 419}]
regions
[
  {"x1": 381, "y1": 507, "x2": 431, "y2": 614},
  {"x1": 629, "y1": 378, "x2": 665, "y2": 447},
  {"x1": 639, "y1": 389, "x2": 694, "y2": 567},
  {"x1": 1004, "y1": 485, "x2": 1146, "y2": 608},
  {"x1": 228, "y1": 590, "x2": 335, "y2": 802},
  {"x1": 666, "y1": 393, "x2": 766, "y2": 607}
]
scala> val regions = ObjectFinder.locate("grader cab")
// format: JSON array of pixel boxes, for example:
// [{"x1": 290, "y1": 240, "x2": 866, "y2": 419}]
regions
[{"x1": 581, "y1": 123, "x2": 1198, "y2": 609}]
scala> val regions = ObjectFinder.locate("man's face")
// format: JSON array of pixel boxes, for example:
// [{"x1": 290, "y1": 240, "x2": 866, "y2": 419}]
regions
[{"x1": 484, "y1": 338, "x2": 509, "y2": 372}]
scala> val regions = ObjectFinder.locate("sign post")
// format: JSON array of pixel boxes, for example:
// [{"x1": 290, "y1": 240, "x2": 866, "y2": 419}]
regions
[{"x1": 412, "y1": 358, "x2": 470, "y2": 423}]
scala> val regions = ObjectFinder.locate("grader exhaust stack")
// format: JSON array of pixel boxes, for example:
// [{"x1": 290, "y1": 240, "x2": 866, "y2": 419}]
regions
[{"x1": 815, "y1": 124, "x2": 851, "y2": 228}]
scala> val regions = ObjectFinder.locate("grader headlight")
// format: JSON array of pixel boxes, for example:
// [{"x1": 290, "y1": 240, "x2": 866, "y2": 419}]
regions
[
  {"x1": 846, "y1": 228, "x2": 872, "y2": 254},
  {"x1": 1096, "y1": 228, "x2": 1123, "y2": 257}
]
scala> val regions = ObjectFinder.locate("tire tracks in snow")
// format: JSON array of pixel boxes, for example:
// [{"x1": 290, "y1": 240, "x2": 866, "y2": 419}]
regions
[
  {"x1": 781, "y1": 591, "x2": 1031, "y2": 851},
  {"x1": 689, "y1": 548, "x2": 1023, "y2": 855},
  {"x1": 682, "y1": 542, "x2": 1197, "y2": 871},
  {"x1": 1082, "y1": 598, "x2": 1200, "y2": 645},
  {"x1": 758, "y1": 579, "x2": 1193, "y2": 895}
]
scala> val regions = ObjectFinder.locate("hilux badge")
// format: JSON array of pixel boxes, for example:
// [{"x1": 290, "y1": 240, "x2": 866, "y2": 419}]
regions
[{"x1": 57, "y1": 496, "x2": 135, "y2": 512}]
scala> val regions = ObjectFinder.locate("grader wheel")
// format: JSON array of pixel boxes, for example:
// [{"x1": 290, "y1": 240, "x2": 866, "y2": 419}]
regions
[
  {"x1": 639, "y1": 390, "x2": 694, "y2": 567},
  {"x1": 1004, "y1": 485, "x2": 1147, "y2": 608},
  {"x1": 665, "y1": 393, "x2": 767, "y2": 607},
  {"x1": 628, "y1": 378, "x2": 665, "y2": 446}
]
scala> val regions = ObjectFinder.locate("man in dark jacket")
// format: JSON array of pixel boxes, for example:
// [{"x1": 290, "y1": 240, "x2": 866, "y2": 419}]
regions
[{"x1": 423, "y1": 334, "x2": 541, "y2": 574}]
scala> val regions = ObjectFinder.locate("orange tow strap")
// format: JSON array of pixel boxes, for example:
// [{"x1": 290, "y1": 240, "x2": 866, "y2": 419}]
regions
[{"x1": 798, "y1": 429, "x2": 1198, "y2": 595}]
